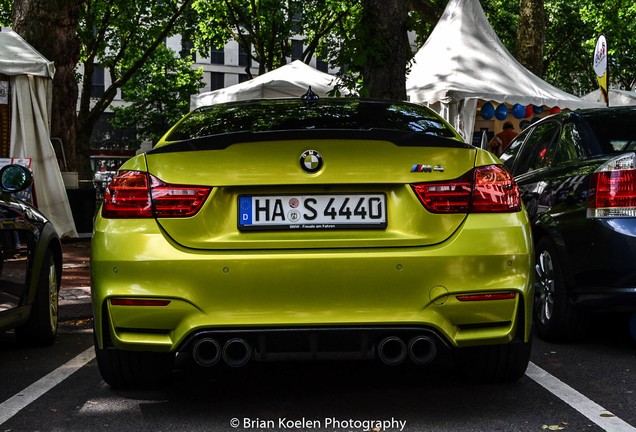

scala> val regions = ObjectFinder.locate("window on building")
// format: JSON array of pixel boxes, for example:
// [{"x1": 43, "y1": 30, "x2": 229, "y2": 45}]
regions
[
  {"x1": 91, "y1": 64, "x2": 105, "y2": 98},
  {"x1": 239, "y1": 44, "x2": 250, "y2": 67},
  {"x1": 317, "y1": 56, "x2": 328, "y2": 73},
  {"x1": 211, "y1": 72, "x2": 225, "y2": 91},
  {"x1": 239, "y1": 74, "x2": 250, "y2": 83},
  {"x1": 291, "y1": 40, "x2": 303, "y2": 61},
  {"x1": 211, "y1": 45, "x2": 225, "y2": 64},
  {"x1": 181, "y1": 39, "x2": 196, "y2": 61},
  {"x1": 292, "y1": 11, "x2": 302, "y2": 33}
]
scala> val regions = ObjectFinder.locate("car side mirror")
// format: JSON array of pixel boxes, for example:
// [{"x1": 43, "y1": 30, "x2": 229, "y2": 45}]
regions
[{"x1": 0, "y1": 164, "x2": 33, "y2": 193}]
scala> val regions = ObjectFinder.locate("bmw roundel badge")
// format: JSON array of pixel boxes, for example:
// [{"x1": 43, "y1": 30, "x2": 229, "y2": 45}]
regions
[{"x1": 300, "y1": 150, "x2": 323, "y2": 173}]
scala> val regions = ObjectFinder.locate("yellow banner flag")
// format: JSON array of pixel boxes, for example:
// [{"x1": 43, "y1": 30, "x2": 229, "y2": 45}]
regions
[{"x1": 593, "y1": 35, "x2": 609, "y2": 106}]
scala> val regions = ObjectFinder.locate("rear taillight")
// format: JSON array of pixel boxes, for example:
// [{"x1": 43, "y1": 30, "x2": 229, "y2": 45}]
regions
[
  {"x1": 412, "y1": 165, "x2": 521, "y2": 213},
  {"x1": 472, "y1": 165, "x2": 521, "y2": 212},
  {"x1": 102, "y1": 170, "x2": 211, "y2": 218},
  {"x1": 587, "y1": 153, "x2": 636, "y2": 218},
  {"x1": 102, "y1": 171, "x2": 152, "y2": 218}
]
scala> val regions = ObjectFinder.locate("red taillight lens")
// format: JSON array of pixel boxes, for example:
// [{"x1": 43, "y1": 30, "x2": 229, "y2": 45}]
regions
[
  {"x1": 102, "y1": 171, "x2": 153, "y2": 218},
  {"x1": 102, "y1": 170, "x2": 211, "y2": 218},
  {"x1": 587, "y1": 153, "x2": 636, "y2": 218},
  {"x1": 472, "y1": 165, "x2": 521, "y2": 212},
  {"x1": 588, "y1": 170, "x2": 636, "y2": 217},
  {"x1": 150, "y1": 175, "x2": 211, "y2": 217},
  {"x1": 412, "y1": 165, "x2": 520, "y2": 213},
  {"x1": 411, "y1": 172, "x2": 472, "y2": 213}
]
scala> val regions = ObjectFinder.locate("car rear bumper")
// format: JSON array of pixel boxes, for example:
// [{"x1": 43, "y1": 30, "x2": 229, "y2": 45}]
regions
[
  {"x1": 573, "y1": 287, "x2": 636, "y2": 311},
  {"x1": 565, "y1": 218, "x2": 636, "y2": 310},
  {"x1": 91, "y1": 212, "x2": 534, "y2": 353}
]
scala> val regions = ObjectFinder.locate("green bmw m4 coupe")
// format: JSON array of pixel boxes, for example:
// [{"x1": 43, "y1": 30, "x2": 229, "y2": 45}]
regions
[{"x1": 91, "y1": 96, "x2": 534, "y2": 387}]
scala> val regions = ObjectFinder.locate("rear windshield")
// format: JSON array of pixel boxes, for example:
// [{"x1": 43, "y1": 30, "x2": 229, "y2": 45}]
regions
[
  {"x1": 165, "y1": 99, "x2": 459, "y2": 141},
  {"x1": 582, "y1": 108, "x2": 636, "y2": 153}
]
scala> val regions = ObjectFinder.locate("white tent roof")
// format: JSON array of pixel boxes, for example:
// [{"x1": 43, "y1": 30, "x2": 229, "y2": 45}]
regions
[
  {"x1": 1, "y1": 30, "x2": 77, "y2": 238},
  {"x1": 583, "y1": 89, "x2": 636, "y2": 106},
  {"x1": 0, "y1": 31, "x2": 55, "y2": 78},
  {"x1": 406, "y1": 0, "x2": 601, "y2": 139},
  {"x1": 191, "y1": 60, "x2": 343, "y2": 109}
]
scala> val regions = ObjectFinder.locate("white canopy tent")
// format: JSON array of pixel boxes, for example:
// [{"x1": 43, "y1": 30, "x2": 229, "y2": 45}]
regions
[
  {"x1": 583, "y1": 89, "x2": 636, "y2": 106},
  {"x1": 191, "y1": 60, "x2": 344, "y2": 109},
  {"x1": 0, "y1": 31, "x2": 77, "y2": 238},
  {"x1": 406, "y1": 0, "x2": 602, "y2": 141}
]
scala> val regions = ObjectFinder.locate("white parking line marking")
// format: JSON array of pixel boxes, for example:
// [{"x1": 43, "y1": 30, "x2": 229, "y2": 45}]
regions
[
  {"x1": 526, "y1": 362, "x2": 636, "y2": 431},
  {"x1": 0, "y1": 347, "x2": 95, "y2": 425}
]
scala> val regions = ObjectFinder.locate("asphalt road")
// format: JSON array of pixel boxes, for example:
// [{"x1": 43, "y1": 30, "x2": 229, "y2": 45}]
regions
[
  {"x1": 0, "y1": 313, "x2": 635, "y2": 432},
  {"x1": 0, "y1": 239, "x2": 634, "y2": 431}
]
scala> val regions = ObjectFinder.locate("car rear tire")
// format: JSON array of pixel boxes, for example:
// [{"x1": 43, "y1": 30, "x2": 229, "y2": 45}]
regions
[
  {"x1": 455, "y1": 336, "x2": 532, "y2": 382},
  {"x1": 94, "y1": 333, "x2": 174, "y2": 388},
  {"x1": 16, "y1": 249, "x2": 60, "y2": 346},
  {"x1": 534, "y1": 237, "x2": 587, "y2": 342}
]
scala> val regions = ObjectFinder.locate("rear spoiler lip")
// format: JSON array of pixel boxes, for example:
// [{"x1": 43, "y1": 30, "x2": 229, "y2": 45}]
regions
[{"x1": 148, "y1": 129, "x2": 472, "y2": 155}]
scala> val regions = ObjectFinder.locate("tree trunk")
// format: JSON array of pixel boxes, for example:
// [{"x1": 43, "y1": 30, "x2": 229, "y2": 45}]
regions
[
  {"x1": 360, "y1": 0, "x2": 409, "y2": 100},
  {"x1": 12, "y1": 0, "x2": 83, "y2": 174},
  {"x1": 516, "y1": 0, "x2": 545, "y2": 77}
]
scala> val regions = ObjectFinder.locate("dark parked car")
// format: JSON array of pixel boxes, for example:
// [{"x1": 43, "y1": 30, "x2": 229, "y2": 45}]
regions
[
  {"x1": 0, "y1": 164, "x2": 62, "y2": 345},
  {"x1": 500, "y1": 106, "x2": 636, "y2": 341}
]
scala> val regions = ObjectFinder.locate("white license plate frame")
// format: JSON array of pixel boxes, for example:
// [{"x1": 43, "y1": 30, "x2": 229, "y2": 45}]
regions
[{"x1": 238, "y1": 193, "x2": 387, "y2": 231}]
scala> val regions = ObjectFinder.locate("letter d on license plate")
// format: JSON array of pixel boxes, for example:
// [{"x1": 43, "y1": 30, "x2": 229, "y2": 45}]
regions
[{"x1": 238, "y1": 194, "x2": 387, "y2": 231}]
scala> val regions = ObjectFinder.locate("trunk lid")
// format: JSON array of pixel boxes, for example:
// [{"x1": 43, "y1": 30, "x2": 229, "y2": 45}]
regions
[{"x1": 145, "y1": 135, "x2": 477, "y2": 250}]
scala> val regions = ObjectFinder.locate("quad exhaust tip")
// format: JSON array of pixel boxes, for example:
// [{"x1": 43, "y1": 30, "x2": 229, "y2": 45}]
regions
[
  {"x1": 193, "y1": 337, "x2": 252, "y2": 367},
  {"x1": 408, "y1": 336, "x2": 437, "y2": 365},
  {"x1": 377, "y1": 336, "x2": 407, "y2": 365},
  {"x1": 193, "y1": 335, "x2": 435, "y2": 367},
  {"x1": 192, "y1": 338, "x2": 221, "y2": 367},
  {"x1": 377, "y1": 336, "x2": 437, "y2": 365},
  {"x1": 222, "y1": 338, "x2": 252, "y2": 368}
]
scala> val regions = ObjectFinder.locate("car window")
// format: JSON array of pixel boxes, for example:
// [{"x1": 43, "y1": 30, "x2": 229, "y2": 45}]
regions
[
  {"x1": 581, "y1": 108, "x2": 636, "y2": 154},
  {"x1": 513, "y1": 122, "x2": 561, "y2": 174},
  {"x1": 500, "y1": 128, "x2": 531, "y2": 174},
  {"x1": 552, "y1": 122, "x2": 592, "y2": 165},
  {"x1": 166, "y1": 99, "x2": 459, "y2": 141}
]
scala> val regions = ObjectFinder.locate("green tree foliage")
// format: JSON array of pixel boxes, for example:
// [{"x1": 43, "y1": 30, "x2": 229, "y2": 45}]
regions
[
  {"x1": 0, "y1": 0, "x2": 12, "y2": 24},
  {"x1": 543, "y1": 0, "x2": 635, "y2": 94},
  {"x1": 2, "y1": 0, "x2": 197, "y2": 175},
  {"x1": 4, "y1": 0, "x2": 635, "y2": 177},
  {"x1": 73, "y1": 0, "x2": 193, "y2": 176},
  {"x1": 480, "y1": 0, "x2": 519, "y2": 54},
  {"x1": 110, "y1": 44, "x2": 203, "y2": 146},
  {"x1": 318, "y1": 0, "x2": 410, "y2": 99},
  {"x1": 192, "y1": 0, "x2": 353, "y2": 77},
  {"x1": 580, "y1": 0, "x2": 636, "y2": 91}
]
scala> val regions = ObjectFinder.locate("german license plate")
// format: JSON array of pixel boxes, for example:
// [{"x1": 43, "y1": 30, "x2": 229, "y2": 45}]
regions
[{"x1": 238, "y1": 194, "x2": 387, "y2": 230}]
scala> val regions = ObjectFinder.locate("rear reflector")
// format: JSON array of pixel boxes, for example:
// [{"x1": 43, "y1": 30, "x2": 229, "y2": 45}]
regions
[
  {"x1": 102, "y1": 170, "x2": 211, "y2": 218},
  {"x1": 588, "y1": 153, "x2": 636, "y2": 218},
  {"x1": 412, "y1": 165, "x2": 520, "y2": 213},
  {"x1": 110, "y1": 299, "x2": 171, "y2": 307},
  {"x1": 456, "y1": 293, "x2": 516, "y2": 302}
]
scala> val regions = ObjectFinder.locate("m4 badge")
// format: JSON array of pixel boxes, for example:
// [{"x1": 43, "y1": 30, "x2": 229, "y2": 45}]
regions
[{"x1": 411, "y1": 164, "x2": 445, "y2": 173}]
